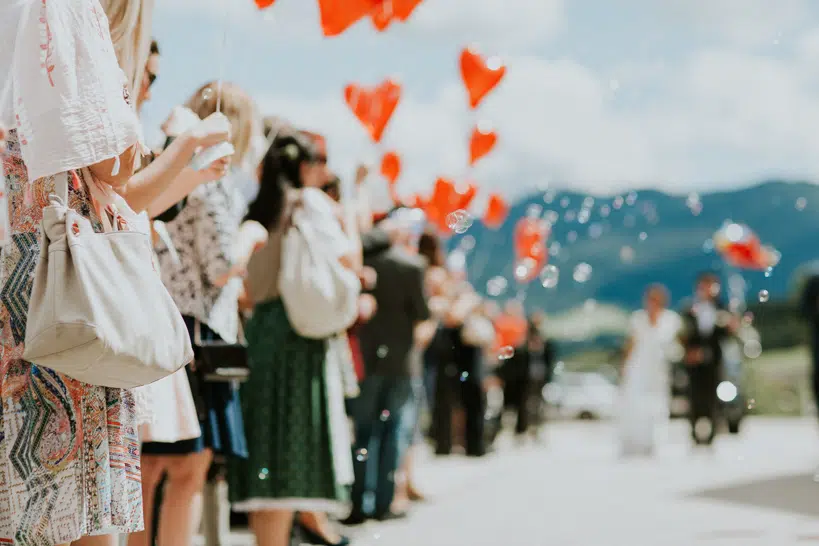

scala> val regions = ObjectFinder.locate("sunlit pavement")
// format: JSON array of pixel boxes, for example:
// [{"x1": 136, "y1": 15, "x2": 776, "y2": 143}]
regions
[{"x1": 206, "y1": 417, "x2": 819, "y2": 545}]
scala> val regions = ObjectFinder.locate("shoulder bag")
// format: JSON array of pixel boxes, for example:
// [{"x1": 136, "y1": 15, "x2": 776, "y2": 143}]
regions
[
  {"x1": 279, "y1": 206, "x2": 361, "y2": 340},
  {"x1": 23, "y1": 170, "x2": 193, "y2": 388}
]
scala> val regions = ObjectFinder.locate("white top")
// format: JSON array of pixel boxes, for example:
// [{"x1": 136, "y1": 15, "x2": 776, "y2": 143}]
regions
[
  {"x1": 0, "y1": 0, "x2": 142, "y2": 182},
  {"x1": 625, "y1": 309, "x2": 682, "y2": 393}
]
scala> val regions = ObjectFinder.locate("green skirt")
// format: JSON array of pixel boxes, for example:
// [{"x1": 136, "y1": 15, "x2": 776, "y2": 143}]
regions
[{"x1": 228, "y1": 299, "x2": 349, "y2": 514}]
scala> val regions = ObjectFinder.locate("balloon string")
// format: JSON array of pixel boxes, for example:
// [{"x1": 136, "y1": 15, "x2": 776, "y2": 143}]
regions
[{"x1": 215, "y1": 5, "x2": 231, "y2": 114}]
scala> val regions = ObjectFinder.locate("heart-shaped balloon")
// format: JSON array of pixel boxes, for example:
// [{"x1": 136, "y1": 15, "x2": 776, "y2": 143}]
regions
[
  {"x1": 392, "y1": 0, "x2": 424, "y2": 20},
  {"x1": 460, "y1": 47, "x2": 506, "y2": 109},
  {"x1": 380, "y1": 151, "x2": 401, "y2": 184},
  {"x1": 483, "y1": 194, "x2": 508, "y2": 230},
  {"x1": 453, "y1": 182, "x2": 477, "y2": 210},
  {"x1": 319, "y1": 0, "x2": 379, "y2": 37},
  {"x1": 254, "y1": 0, "x2": 276, "y2": 8},
  {"x1": 469, "y1": 123, "x2": 498, "y2": 166},
  {"x1": 344, "y1": 84, "x2": 375, "y2": 135},
  {"x1": 370, "y1": 3, "x2": 393, "y2": 31},
  {"x1": 369, "y1": 78, "x2": 402, "y2": 142}
]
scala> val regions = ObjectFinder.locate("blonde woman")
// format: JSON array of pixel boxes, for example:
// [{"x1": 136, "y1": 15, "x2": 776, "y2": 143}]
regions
[
  {"x1": 0, "y1": 1, "x2": 229, "y2": 545},
  {"x1": 130, "y1": 82, "x2": 255, "y2": 546}
]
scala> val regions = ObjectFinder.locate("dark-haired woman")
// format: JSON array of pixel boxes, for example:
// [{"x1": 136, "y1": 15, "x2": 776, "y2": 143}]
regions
[{"x1": 229, "y1": 131, "x2": 357, "y2": 546}]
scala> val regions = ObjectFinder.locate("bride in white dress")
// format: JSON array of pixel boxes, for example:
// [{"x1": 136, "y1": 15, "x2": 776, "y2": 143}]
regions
[{"x1": 618, "y1": 284, "x2": 682, "y2": 457}]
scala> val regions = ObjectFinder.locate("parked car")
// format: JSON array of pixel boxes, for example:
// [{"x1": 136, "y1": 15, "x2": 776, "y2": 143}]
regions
[{"x1": 543, "y1": 370, "x2": 618, "y2": 420}]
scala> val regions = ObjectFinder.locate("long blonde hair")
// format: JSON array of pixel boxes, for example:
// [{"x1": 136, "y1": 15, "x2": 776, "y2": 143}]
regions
[
  {"x1": 185, "y1": 82, "x2": 258, "y2": 167},
  {"x1": 99, "y1": 0, "x2": 154, "y2": 98}
]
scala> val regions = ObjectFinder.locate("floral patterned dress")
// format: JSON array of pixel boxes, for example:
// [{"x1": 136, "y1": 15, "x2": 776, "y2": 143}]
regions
[{"x1": 0, "y1": 131, "x2": 143, "y2": 545}]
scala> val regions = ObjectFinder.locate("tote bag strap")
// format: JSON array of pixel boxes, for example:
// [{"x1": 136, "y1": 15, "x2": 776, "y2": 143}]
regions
[{"x1": 51, "y1": 170, "x2": 113, "y2": 233}]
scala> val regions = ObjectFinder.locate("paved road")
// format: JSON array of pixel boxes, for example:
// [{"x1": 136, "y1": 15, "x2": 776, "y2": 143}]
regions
[{"x1": 209, "y1": 418, "x2": 819, "y2": 545}]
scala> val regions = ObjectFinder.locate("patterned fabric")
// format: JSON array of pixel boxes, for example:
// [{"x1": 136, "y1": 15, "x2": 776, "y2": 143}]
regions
[
  {"x1": 228, "y1": 299, "x2": 349, "y2": 515},
  {"x1": 154, "y1": 179, "x2": 239, "y2": 334},
  {"x1": 0, "y1": 131, "x2": 143, "y2": 545}
]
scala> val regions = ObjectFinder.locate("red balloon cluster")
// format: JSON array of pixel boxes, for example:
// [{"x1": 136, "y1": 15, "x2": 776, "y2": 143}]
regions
[
  {"x1": 344, "y1": 79, "x2": 402, "y2": 143},
  {"x1": 513, "y1": 217, "x2": 550, "y2": 283},
  {"x1": 312, "y1": 0, "x2": 425, "y2": 36}
]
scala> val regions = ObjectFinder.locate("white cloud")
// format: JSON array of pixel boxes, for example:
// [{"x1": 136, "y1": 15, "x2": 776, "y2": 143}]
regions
[{"x1": 654, "y1": 0, "x2": 813, "y2": 46}]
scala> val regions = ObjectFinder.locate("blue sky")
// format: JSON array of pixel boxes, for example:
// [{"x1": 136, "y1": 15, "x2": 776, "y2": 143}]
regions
[{"x1": 144, "y1": 0, "x2": 819, "y2": 201}]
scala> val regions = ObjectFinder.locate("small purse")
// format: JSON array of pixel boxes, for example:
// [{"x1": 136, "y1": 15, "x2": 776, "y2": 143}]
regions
[{"x1": 193, "y1": 317, "x2": 250, "y2": 383}]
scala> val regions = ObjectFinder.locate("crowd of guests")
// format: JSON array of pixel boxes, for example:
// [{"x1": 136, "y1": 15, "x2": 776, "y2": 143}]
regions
[
  {"x1": 0, "y1": 1, "x2": 557, "y2": 545},
  {"x1": 0, "y1": 2, "x2": 750, "y2": 545}
]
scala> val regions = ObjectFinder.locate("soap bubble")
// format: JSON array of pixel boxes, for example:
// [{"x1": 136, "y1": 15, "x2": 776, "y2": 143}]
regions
[
  {"x1": 539, "y1": 264, "x2": 559, "y2": 288},
  {"x1": 573, "y1": 263, "x2": 592, "y2": 283},
  {"x1": 201, "y1": 87, "x2": 215, "y2": 101},
  {"x1": 446, "y1": 210, "x2": 473, "y2": 234},
  {"x1": 486, "y1": 276, "x2": 508, "y2": 297},
  {"x1": 758, "y1": 290, "x2": 769, "y2": 303},
  {"x1": 498, "y1": 346, "x2": 515, "y2": 360},
  {"x1": 796, "y1": 197, "x2": 807, "y2": 211}
]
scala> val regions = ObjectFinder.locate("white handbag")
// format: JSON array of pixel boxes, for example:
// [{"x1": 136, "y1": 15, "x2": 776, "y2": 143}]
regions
[
  {"x1": 23, "y1": 170, "x2": 194, "y2": 388},
  {"x1": 279, "y1": 205, "x2": 360, "y2": 340}
]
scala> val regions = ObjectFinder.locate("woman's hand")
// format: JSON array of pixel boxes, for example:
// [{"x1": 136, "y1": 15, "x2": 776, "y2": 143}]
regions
[
  {"x1": 191, "y1": 112, "x2": 231, "y2": 150},
  {"x1": 358, "y1": 294, "x2": 377, "y2": 323},
  {"x1": 358, "y1": 266, "x2": 377, "y2": 290},
  {"x1": 199, "y1": 156, "x2": 231, "y2": 184}
]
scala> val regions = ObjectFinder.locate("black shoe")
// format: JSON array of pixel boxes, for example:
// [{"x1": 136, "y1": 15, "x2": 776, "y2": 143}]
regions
[
  {"x1": 296, "y1": 522, "x2": 350, "y2": 546},
  {"x1": 340, "y1": 513, "x2": 368, "y2": 526}
]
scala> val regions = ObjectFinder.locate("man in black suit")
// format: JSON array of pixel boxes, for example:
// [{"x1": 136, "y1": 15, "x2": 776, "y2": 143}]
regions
[
  {"x1": 680, "y1": 272, "x2": 737, "y2": 445},
  {"x1": 800, "y1": 274, "x2": 819, "y2": 418},
  {"x1": 347, "y1": 211, "x2": 430, "y2": 523}
]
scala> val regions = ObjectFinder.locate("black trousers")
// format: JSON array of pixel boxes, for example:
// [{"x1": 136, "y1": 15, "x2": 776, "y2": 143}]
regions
[
  {"x1": 432, "y1": 364, "x2": 485, "y2": 456},
  {"x1": 687, "y1": 365, "x2": 719, "y2": 444},
  {"x1": 504, "y1": 376, "x2": 533, "y2": 435}
]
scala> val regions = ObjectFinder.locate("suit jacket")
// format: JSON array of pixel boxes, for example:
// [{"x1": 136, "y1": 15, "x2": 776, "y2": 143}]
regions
[
  {"x1": 679, "y1": 298, "x2": 731, "y2": 370},
  {"x1": 358, "y1": 246, "x2": 430, "y2": 377}
]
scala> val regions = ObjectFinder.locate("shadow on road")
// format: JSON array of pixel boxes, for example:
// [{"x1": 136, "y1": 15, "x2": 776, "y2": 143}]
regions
[{"x1": 689, "y1": 473, "x2": 819, "y2": 518}]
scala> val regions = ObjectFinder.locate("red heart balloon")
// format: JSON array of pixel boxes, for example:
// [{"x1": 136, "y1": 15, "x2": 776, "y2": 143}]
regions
[
  {"x1": 254, "y1": 0, "x2": 276, "y2": 8},
  {"x1": 494, "y1": 313, "x2": 528, "y2": 350},
  {"x1": 380, "y1": 151, "x2": 401, "y2": 184},
  {"x1": 318, "y1": 0, "x2": 379, "y2": 37},
  {"x1": 514, "y1": 217, "x2": 549, "y2": 259},
  {"x1": 469, "y1": 123, "x2": 497, "y2": 166},
  {"x1": 393, "y1": 0, "x2": 424, "y2": 20},
  {"x1": 370, "y1": 3, "x2": 393, "y2": 31},
  {"x1": 344, "y1": 84, "x2": 375, "y2": 135},
  {"x1": 453, "y1": 183, "x2": 477, "y2": 210},
  {"x1": 369, "y1": 79, "x2": 402, "y2": 142},
  {"x1": 483, "y1": 194, "x2": 508, "y2": 230},
  {"x1": 460, "y1": 47, "x2": 506, "y2": 109}
]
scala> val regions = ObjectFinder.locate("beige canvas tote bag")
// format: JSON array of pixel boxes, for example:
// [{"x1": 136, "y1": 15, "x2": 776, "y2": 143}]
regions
[{"x1": 22, "y1": 170, "x2": 193, "y2": 388}]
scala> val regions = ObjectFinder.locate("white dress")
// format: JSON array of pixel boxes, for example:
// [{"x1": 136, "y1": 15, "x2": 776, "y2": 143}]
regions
[{"x1": 618, "y1": 309, "x2": 681, "y2": 456}]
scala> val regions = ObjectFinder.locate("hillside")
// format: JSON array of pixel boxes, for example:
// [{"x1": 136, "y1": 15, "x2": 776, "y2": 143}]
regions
[{"x1": 455, "y1": 180, "x2": 819, "y2": 316}]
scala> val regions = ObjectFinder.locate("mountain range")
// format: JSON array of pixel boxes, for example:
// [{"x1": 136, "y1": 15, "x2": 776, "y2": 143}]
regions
[{"x1": 452, "y1": 180, "x2": 819, "y2": 344}]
